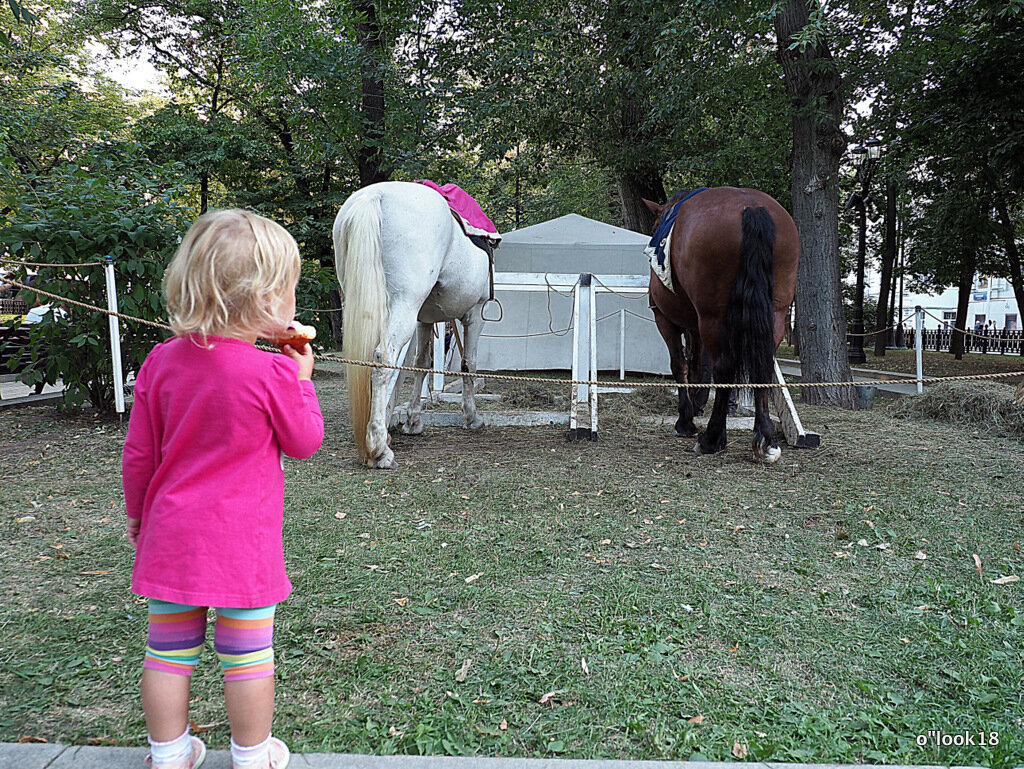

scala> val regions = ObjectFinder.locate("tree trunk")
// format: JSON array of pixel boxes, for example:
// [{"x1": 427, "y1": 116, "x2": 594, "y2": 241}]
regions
[
  {"x1": 993, "y1": 187, "x2": 1024, "y2": 319},
  {"x1": 327, "y1": 287, "x2": 344, "y2": 346},
  {"x1": 952, "y1": 257, "x2": 975, "y2": 359},
  {"x1": 873, "y1": 177, "x2": 897, "y2": 356},
  {"x1": 618, "y1": 168, "x2": 666, "y2": 234},
  {"x1": 774, "y1": 0, "x2": 855, "y2": 408},
  {"x1": 200, "y1": 173, "x2": 209, "y2": 214},
  {"x1": 201, "y1": 49, "x2": 224, "y2": 215},
  {"x1": 356, "y1": 0, "x2": 390, "y2": 187},
  {"x1": 609, "y1": 0, "x2": 663, "y2": 236}
]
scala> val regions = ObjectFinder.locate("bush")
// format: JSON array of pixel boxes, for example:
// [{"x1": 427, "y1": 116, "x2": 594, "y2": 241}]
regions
[{"x1": 1, "y1": 141, "x2": 191, "y2": 412}]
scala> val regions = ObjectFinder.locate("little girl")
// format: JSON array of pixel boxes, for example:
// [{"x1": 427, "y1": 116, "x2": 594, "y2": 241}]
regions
[{"x1": 122, "y1": 209, "x2": 324, "y2": 769}]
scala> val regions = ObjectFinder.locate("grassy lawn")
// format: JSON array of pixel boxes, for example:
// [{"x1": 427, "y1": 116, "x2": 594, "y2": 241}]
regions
[{"x1": 1, "y1": 366, "x2": 1022, "y2": 767}]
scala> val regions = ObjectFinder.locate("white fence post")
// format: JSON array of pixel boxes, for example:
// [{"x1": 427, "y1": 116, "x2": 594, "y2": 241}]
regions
[
  {"x1": 432, "y1": 322, "x2": 445, "y2": 396},
  {"x1": 619, "y1": 308, "x2": 625, "y2": 381},
  {"x1": 588, "y1": 275, "x2": 597, "y2": 436},
  {"x1": 104, "y1": 256, "x2": 125, "y2": 414},
  {"x1": 915, "y1": 305, "x2": 924, "y2": 394},
  {"x1": 569, "y1": 279, "x2": 582, "y2": 437}
]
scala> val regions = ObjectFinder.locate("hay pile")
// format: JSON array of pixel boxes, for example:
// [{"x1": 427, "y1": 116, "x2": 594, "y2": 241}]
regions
[
  {"x1": 627, "y1": 384, "x2": 679, "y2": 415},
  {"x1": 500, "y1": 382, "x2": 563, "y2": 409},
  {"x1": 892, "y1": 380, "x2": 1024, "y2": 437},
  {"x1": 597, "y1": 383, "x2": 680, "y2": 426}
]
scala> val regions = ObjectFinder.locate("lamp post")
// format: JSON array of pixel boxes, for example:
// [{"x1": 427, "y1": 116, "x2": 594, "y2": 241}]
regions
[
  {"x1": 847, "y1": 138, "x2": 883, "y2": 365},
  {"x1": 895, "y1": 204, "x2": 906, "y2": 348}
]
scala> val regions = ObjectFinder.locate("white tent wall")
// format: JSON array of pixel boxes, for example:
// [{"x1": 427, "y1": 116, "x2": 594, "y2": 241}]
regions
[{"x1": 447, "y1": 214, "x2": 672, "y2": 376}]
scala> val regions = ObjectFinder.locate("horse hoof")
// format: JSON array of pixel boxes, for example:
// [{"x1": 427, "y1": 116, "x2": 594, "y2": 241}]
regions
[
  {"x1": 401, "y1": 419, "x2": 424, "y2": 435},
  {"x1": 694, "y1": 435, "x2": 726, "y2": 455},
  {"x1": 675, "y1": 425, "x2": 697, "y2": 438},
  {"x1": 367, "y1": 448, "x2": 396, "y2": 469},
  {"x1": 466, "y1": 416, "x2": 485, "y2": 430},
  {"x1": 757, "y1": 445, "x2": 782, "y2": 464}
]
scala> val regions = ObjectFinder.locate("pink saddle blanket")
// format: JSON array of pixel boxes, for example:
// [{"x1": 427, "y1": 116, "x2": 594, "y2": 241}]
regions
[{"x1": 416, "y1": 180, "x2": 501, "y2": 242}]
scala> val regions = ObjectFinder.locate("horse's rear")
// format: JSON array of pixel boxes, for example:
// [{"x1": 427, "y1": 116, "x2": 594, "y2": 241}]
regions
[
  {"x1": 647, "y1": 187, "x2": 799, "y2": 462},
  {"x1": 333, "y1": 181, "x2": 490, "y2": 468}
]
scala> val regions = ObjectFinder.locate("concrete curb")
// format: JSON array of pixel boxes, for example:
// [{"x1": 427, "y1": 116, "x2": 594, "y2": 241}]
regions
[{"x1": 0, "y1": 744, "x2": 988, "y2": 769}]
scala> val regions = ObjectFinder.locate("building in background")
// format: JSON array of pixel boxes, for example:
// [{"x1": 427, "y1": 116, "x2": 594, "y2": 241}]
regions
[{"x1": 867, "y1": 272, "x2": 1019, "y2": 332}]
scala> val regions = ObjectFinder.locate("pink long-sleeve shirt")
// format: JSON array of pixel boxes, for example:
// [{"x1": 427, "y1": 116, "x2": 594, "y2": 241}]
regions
[{"x1": 122, "y1": 335, "x2": 324, "y2": 608}]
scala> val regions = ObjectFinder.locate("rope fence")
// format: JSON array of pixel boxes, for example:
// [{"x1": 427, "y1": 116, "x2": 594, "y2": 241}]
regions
[
  {"x1": 310, "y1": 353, "x2": 1024, "y2": 390},
  {"x1": 919, "y1": 308, "x2": 1010, "y2": 340},
  {"x1": 2, "y1": 258, "x2": 1008, "y2": 343},
  {"x1": 844, "y1": 310, "x2": 918, "y2": 338},
  {"x1": 844, "y1": 307, "x2": 1013, "y2": 342},
  {"x1": 3, "y1": 278, "x2": 173, "y2": 332},
  {"x1": 1, "y1": 256, "x2": 107, "y2": 269},
  {"x1": 5, "y1": 277, "x2": 1024, "y2": 393}
]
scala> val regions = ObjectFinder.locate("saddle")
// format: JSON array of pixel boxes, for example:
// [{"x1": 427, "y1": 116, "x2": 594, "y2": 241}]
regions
[
  {"x1": 416, "y1": 180, "x2": 502, "y2": 307},
  {"x1": 415, "y1": 180, "x2": 502, "y2": 244}
]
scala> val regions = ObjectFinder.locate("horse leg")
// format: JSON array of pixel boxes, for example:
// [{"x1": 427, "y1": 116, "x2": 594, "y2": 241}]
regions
[
  {"x1": 695, "y1": 381, "x2": 732, "y2": 455},
  {"x1": 695, "y1": 352, "x2": 734, "y2": 455},
  {"x1": 365, "y1": 362, "x2": 395, "y2": 468},
  {"x1": 688, "y1": 333, "x2": 709, "y2": 416},
  {"x1": 655, "y1": 312, "x2": 696, "y2": 436},
  {"x1": 366, "y1": 309, "x2": 419, "y2": 469},
  {"x1": 751, "y1": 387, "x2": 782, "y2": 463},
  {"x1": 401, "y1": 322, "x2": 434, "y2": 436},
  {"x1": 459, "y1": 305, "x2": 486, "y2": 430}
]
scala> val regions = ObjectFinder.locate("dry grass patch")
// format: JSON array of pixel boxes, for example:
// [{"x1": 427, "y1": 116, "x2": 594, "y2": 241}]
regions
[{"x1": 892, "y1": 380, "x2": 1024, "y2": 437}]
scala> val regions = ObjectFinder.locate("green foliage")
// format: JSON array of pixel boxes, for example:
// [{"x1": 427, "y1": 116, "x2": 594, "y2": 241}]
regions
[
  {"x1": 457, "y1": 0, "x2": 793, "y2": 209},
  {"x1": 866, "y1": 0, "x2": 1024, "y2": 299},
  {"x1": 0, "y1": 142, "x2": 190, "y2": 412},
  {"x1": 2, "y1": 0, "x2": 39, "y2": 38},
  {"x1": 0, "y1": 0, "x2": 193, "y2": 411}
]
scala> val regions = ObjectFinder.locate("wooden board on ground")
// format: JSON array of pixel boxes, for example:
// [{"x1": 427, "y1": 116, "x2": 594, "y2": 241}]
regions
[
  {"x1": 771, "y1": 359, "x2": 820, "y2": 448},
  {"x1": 389, "y1": 405, "x2": 568, "y2": 429}
]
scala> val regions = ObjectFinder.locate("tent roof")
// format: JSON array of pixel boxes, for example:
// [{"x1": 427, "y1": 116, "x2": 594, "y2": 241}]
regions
[{"x1": 501, "y1": 213, "x2": 648, "y2": 246}]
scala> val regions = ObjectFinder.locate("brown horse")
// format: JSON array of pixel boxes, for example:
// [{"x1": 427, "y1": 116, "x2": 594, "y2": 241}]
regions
[{"x1": 644, "y1": 186, "x2": 800, "y2": 462}]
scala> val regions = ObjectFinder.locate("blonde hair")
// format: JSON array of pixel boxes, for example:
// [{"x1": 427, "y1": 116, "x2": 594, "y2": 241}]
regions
[{"x1": 164, "y1": 209, "x2": 300, "y2": 339}]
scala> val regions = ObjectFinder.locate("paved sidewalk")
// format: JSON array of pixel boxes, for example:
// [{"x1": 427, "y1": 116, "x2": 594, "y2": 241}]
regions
[
  {"x1": 0, "y1": 377, "x2": 63, "y2": 408},
  {"x1": 776, "y1": 359, "x2": 920, "y2": 397},
  {"x1": 0, "y1": 744, "x2": 985, "y2": 769}
]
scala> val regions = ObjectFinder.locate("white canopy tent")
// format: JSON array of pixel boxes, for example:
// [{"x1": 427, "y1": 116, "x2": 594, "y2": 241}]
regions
[
  {"x1": 468, "y1": 214, "x2": 670, "y2": 375},
  {"x1": 411, "y1": 213, "x2": 819, "y2": 449}
]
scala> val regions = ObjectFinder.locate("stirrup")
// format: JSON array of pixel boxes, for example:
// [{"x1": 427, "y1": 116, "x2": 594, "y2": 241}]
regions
[{"x1": 481, "y1": 298, "x2": 503, "y2": 322}]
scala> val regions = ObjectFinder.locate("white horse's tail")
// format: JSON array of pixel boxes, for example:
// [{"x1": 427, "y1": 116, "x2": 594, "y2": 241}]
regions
[{"x1": 334, "y1": 188, "x2": 389, "y2": 462}]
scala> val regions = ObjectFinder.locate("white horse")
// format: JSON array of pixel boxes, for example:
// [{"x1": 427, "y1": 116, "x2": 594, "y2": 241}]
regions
[{"x1": 333, "y1": 181, "x2": 491, "y2": 468}]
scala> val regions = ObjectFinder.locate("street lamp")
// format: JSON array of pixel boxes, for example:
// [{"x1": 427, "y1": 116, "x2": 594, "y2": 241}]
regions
[
  {"x1": 846, "y1": 138, "x2": 883, "y2": 365},
  {"x1": 894, "y1": 195, "x2": 906, "y2": 348}
]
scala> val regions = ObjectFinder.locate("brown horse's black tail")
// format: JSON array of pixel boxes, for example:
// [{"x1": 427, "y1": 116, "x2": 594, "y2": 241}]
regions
[{"x1": 723, "y1": 206, "x2": 776, "y2": 385}]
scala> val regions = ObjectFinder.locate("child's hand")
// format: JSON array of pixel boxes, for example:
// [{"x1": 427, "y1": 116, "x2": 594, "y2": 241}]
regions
[
  {"x1": 126, "y1": 518, "x2": 141, "y2": 548},
  {"x1": 283, "y1": 342, "x2": 314, "y2": 381}
]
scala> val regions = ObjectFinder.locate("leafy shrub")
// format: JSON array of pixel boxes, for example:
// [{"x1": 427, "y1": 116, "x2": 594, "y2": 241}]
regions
[{"x1": 1, "y1": 141, "x2": 191, "y2": 412}]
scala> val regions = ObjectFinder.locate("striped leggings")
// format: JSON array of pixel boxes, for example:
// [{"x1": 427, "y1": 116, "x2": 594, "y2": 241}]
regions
[{"x1": 143, "y1": 600, "x2": 276, "y2": 682}]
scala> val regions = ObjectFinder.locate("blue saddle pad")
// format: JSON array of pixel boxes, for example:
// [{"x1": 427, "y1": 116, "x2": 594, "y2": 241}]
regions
[{"x1": 647, "y1": 187, "x2": 708, "y2": 269}]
